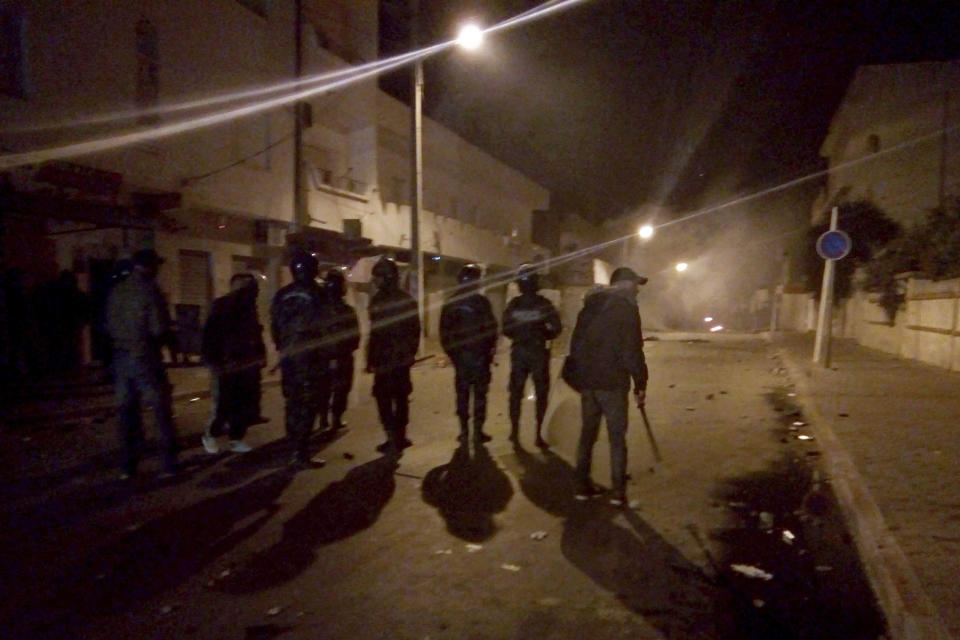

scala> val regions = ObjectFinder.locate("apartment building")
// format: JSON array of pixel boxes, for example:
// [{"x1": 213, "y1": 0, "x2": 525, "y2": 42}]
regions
[{"x1": 0, "y1": 0, "x2": 549, "y2": 361}]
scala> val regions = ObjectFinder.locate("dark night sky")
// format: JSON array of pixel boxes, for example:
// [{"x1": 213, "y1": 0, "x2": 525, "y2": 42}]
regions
[{"x1": 379, "y1": 0, "x2": 960, "y2": 223}]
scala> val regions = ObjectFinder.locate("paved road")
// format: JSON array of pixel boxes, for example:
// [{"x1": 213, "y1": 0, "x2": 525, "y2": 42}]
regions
[{"x1": 1, "y1": 335, "x2": 882, "y2": 639}]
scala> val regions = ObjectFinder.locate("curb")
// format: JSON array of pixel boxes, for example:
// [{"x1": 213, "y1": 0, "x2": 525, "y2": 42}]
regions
[{"x1": 775, "y1": 344, "x2": 953, "y2": 640}]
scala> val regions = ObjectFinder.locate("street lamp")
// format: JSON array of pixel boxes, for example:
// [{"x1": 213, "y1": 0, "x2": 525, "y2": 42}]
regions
[
  {"x1": 638, "y1": 224, "x2": 653, "y2": 239},
  {"x1": 676, "y1": 262, "x2": 688, "y2": 273},
  {"x1": 410, "y1": 16, "x2": 483, "y2": 340},
  {"x1": 457, "y1": 23, "x2": 484, "y2": 50}
]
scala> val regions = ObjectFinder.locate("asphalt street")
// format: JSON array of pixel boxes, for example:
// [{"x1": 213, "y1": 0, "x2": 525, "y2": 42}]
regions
[{"x1": 1, "y1": 335, "x2": 883, "y2": 639}]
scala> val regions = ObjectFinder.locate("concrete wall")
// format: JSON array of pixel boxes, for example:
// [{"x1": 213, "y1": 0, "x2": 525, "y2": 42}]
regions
[{"x1": 813, "y1": 276, "x2": 960, "y2": 372}]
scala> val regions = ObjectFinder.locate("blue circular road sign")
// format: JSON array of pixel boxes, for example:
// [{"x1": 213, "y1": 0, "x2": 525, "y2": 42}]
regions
[{"x1": 816, "y1": 230, "x2": 852, "y2": 260}]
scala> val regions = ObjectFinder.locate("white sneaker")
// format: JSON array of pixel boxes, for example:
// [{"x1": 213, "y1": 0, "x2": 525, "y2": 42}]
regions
[
  {"x1": 229, "y1": 440, "x2": 253, "y2": 453},
  {"x1": 201, "y1": 433, "x2": 219, "y2": 454}
]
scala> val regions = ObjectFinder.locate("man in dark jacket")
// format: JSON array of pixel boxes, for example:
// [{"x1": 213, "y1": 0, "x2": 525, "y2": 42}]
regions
[
  {"x1": 502, "y1": 264, "x2": 561, "y2": 447},
  {"x1": 271, "y1": 252, "x2": 328, "y2": 467},
  {"x1": 367, "y1": 257, "x2": 420, "y2": 453},
  {"x1": 568, "y1": 266, "x2": 648, "y2": 506},
  {"x1": 201, "y1": 273, "x2": 266, "y2": 454},
  {"x1": 105, "y1": 249, "x2": 179, "y2": 479},
  {"x1": 440, "y1": 264, "x2": 499, "y2": 443},
  {"x1": 317, "y1": 267, "x2": 360, "y2": 431}
]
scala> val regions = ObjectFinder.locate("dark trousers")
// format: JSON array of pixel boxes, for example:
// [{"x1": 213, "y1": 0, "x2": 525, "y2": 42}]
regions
[
  {"x1": 113, "y1": 350, "x2": 177, "y2": 473},
  {"x1": 318, "y1": 355, "x2": 354, "y2": 425},
  {"x1": 576, "y1": 388, "x2": 628, "y2": 495},
  {"x1": 207, "y1": 367, "x2": 261, "y2": 440},
  {"x1": 281, "y1": 358, "x2": 323, "y2": 461},
  {"x1": 453, "y1": 353, "x2": 491, "y2": 430},
  {"x1": 508, "y1": 345, "x2": 550, "y2": 428},
  {"x1": 373, "y1": 366, "x2": 412, "y2": 442}
]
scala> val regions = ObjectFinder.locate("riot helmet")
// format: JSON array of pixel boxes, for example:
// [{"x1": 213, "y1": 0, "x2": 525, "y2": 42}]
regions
[
  {"x1": 289, "y1": 251, "x2": 319, "y2": 284},
  {"x1": 457, "y1": 263, "x2": 483, "y2": 285},
  {"x1": 324, "y1": 267, "x2": 346, "y2": 298},
  {"x1": 516, "y1": 264, "x2": 539, "y2": 294},
  {"x1": 371, "y1": 256, "x2": 399, "y2": 289}
]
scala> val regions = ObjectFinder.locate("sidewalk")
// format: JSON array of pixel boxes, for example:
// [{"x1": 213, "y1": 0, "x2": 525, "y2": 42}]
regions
[{"x1": 774, "y1": 332, "x2": 960, "y2": 640}]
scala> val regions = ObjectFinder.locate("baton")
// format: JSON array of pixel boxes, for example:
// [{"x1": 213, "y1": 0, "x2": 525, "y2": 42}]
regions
[{"x1": 639, "y1": 405, "x2": 662, "y2": 463}]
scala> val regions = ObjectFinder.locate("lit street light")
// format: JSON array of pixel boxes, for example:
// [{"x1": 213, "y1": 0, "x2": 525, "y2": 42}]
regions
[
  {"x1": 410, "y1": 15, "x2": 483, "y2": 340},
  {"x1": 638, "y1": 224, "x2": 653, "y2": 239},
  {"x1": 457, "y1": 23, "x2": 484, "y2": 50},
  {"x1": 676, "y1": 262, "x2": 688, "y2": 272}
]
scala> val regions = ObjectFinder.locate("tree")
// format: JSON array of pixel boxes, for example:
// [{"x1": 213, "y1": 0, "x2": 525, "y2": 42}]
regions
[
  {"x1": 863, "y1": 197, "x2": 960, "y2": 321},
  {"x1": 800, "y1": 200, "x2": 900, "y2": 301}
]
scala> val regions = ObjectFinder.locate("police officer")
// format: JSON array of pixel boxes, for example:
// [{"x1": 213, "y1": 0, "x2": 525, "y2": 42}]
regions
[
  {"x1": 367, "y1": 257, "x2": 420, "y2": 453},
  {"x1": 502, "y1": 264, "x2": 561, "y2": 447},
  {"x1": 270, "y1": 251, "x2": 328, "y2": 467},
  {"x1": 317, "y1": 267, "x2": 359, "y2": 431},
  {"x1": 440, "y1": 264, "x2": 499, "y2": 443}
]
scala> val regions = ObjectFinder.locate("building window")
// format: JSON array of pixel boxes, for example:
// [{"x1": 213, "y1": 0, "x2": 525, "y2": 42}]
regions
[
  {"x1": 235, "y1": 0, "x2": 268, "y2": 17},
  {"x1": 0, "y1": 4, "x2": 28, "y2": 98},
  {"x1": 867, "y1": 134, "x2": 880, "y2": 154},
  {"x1": 135, "y1": 18, "x2": 159, "y2": 124}
]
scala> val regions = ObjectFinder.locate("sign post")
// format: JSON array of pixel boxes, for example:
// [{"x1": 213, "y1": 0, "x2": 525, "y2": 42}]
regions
[{"x1": 812, "y1": 206, "x2": 851, "y2": 366}]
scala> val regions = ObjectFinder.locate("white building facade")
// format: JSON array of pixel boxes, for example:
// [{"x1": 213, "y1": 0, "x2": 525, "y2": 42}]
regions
[{"x1": 1, "y1": 0, "x2": 549, "y2": 361}]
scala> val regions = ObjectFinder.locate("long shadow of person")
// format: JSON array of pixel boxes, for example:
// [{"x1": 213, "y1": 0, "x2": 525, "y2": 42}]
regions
[
  {"x1": 422, "y1": 443, "x2": 514, "y2": 542},
  {"x1": 504, "y1": 444, "x2": 736, "y2": 639},
  {"x1": 4, "y1": 468, "x2": 296, "y2": 639},
  {"x1": 223, "y1": 455, "x2": 398, "y2": 593}
]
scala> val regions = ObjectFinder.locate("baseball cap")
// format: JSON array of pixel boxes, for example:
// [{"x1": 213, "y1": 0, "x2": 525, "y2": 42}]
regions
[{"x1": 610, "y1": 266, "x2": 648, "y2": 285}]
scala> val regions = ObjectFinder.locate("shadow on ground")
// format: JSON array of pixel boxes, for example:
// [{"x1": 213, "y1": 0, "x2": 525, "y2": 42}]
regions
[
  {"x1": 421, "y1": 443, "x2": 514, "y2": 542},
  {"x1": 504, "y1": 445, "x2": 735, "y2": 639},
  {"x1": 2, "y1": 468, "x2": 296, "y2": 639},
  {"x1": 222, "y1": 455, "x2": 398, "y2": 593}
]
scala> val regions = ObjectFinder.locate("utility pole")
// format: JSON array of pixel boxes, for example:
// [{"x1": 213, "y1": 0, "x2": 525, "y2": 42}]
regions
[
  {"x1": 292, "y1": 0, "x2": 306, "y2": 231},
  {"x1": 813, "y1": 206, "x2": 841, "y2": 366},
  {"x1": 409, "y1": 0, "x2": 425, "y2": 337}
]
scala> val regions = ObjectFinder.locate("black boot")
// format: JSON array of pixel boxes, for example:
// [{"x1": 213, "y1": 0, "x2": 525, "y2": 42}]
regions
[
  {"x1": 473, "y1": 421, "x2": 492, "y2": 443},
  {"x1": 457, "y1": 419, "x2": 469, "y2": 443},
  {"x1": 535, "y1": 425, "x2": 548, "y2": 449}
]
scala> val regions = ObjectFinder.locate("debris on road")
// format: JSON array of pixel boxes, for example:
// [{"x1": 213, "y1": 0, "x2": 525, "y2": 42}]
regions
[
  {"x1": 465, "y1": 543, "x2": 483, "y2": 553},
  {"x1": 730, "y1": 564, "x2": 774, "y2": 580},
  {"x1": 433, "y1": 549, "x2": 452, "y2": 555},
  {"x1": 530, "y1": 530, "x2": 548, "y2": 541},
  {"x1": 266, "y1": 606, "x2": 283, "y2": 616},
  {"x1": 500, "y1": 564, "x2": 521, "y2": 572},
  {"x1": 781, "y1": 530, "x2": 796, "y2": 545}
]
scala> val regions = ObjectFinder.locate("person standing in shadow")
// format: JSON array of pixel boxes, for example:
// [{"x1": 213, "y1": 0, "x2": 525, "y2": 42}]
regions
[
  {"x1": 366, "y1": 257, "x2": 420, "y2": 454},
  {"x1": 567, "y1": 266, "x2": 648, "y2": 507},
  {"x1": 201, "y1": 273, "x2": 266, "y2": 455},
  {"x1": 317, "y1": 267, "x2": 359, "y2": 432},
  {"x1": 105, "y1": 249, "x2": 179, "y2": 480},
  {"x1": 502, "y1": 264, "x2": 561, "y2": 448},
  {"x1": 271, "y1": 252, "x2": 328, "y2": 468},
  {"x1": 440, "y1": 264, "x2": 499, "y2": 444}
]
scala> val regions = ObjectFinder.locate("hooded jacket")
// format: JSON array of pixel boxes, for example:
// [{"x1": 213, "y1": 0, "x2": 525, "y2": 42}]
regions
[{"x1": 568, "y1": 285, "x2": 647, "y2": 392}]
